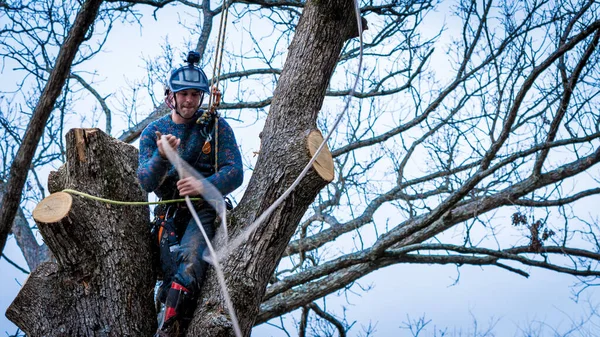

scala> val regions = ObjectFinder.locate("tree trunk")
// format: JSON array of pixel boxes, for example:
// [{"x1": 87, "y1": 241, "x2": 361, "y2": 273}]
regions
[
  {"x1": 188, "y1": 1, "x2": 361, "y2": 336},
  {"x1": 0, "y1": 181, "x2": 51, "y2": 271},
  {"x1": 6, "y1": 128, "x2": 156, "y2": 336}
]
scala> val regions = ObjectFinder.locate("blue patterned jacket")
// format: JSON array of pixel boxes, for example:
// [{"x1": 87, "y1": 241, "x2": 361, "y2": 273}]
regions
[{"x1": 137, "y1": 111, "x2": 243, "y2": 199}]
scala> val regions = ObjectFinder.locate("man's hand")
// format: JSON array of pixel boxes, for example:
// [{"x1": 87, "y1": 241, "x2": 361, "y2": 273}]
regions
[
  {"x1": 156, "y1": 131, "x2": 180, "y2": 159},
  {"x1": 177, "y1": 176, "x2": 203, "y2": 197}
]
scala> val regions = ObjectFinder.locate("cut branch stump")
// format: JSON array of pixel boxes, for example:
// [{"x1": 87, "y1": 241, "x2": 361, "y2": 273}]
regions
[
  {"x1": 307, "y1": 129, "x2": 334, "y2": 182},
  {"x1": 7, "y1": 128, "x2": 156, "y2": 336}
]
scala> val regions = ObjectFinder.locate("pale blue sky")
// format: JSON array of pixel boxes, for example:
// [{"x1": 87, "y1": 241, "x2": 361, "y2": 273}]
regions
[{"x1": 2, "y1": 2, "x2": 600, "y2": 336}]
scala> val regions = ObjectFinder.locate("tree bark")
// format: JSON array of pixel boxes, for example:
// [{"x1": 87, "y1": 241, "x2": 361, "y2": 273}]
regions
[
  {"x1": 6, "y1": 128, "x2": 156, "y2": 336},
  {"x1": 187, "y1": 1, "x2": 361, "y2": 336},
  {"x1": 0, "y1": 0, "x2": 104, "y2": 255}
]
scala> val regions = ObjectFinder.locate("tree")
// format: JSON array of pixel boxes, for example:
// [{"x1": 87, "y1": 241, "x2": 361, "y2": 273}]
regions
[
  {"x1": 0, "y1": 0, "x2": 104, "y2": 256},
  {"x1": 2, "y1": 0, "x2": 600, "y2": 336},
  {"x1": 7, "y1": 128, "x2": 155, "y2": 336}
]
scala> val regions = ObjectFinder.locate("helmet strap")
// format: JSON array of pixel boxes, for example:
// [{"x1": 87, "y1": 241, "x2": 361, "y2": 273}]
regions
[{"x1": 165, "y1": 90, "x2": 175, "y2": 110}]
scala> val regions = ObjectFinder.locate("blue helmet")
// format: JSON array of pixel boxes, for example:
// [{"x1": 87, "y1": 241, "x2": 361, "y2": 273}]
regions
[{"x1": 168, "y1": 51, "x2": 210, "y2": 94}]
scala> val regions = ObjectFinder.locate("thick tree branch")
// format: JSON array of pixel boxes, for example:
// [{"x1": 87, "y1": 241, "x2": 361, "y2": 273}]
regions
[
  {"x1": 513, "y1": 188, "x2": 600, "y2": 207},
  {"x1": 260, "y1": 243, "x2": 600, "y2": 322},
  {"x1": 235, "y1": 0, "x2": 304, "y2": 9},
  {"x1": 105, "y1": 0, "x2": 177, "y2": 8},
  {"x1": 0, "y1": 0, "x2": 104, "y2": 254},
  {"x1": 298, "y1": 306, "x2": 308, "y2": 337},
  {"x1": 218, "y1": 68, "x2": 282, "y2": 81},
  {"x1": 0, "y1": 181, "x2": 49, "y2": 271},
  {"x1": 288, "y1": 132, "x2": 600, "y2": 256},
  {"x1": 196, "y1": 0, "x2": 214, "y2": 63}
]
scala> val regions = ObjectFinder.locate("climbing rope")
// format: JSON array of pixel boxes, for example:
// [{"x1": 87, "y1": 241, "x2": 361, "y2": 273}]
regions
[
  {"x1": 208, "y1": 0, "x2": 229, "y2": 111},
  {"x1": 214, "y1": 0, "x2": 365, "y2": 262},
  {"x1": 200, "y1": 0, "x2": 230, "y2": 173},
  {"x1": 160, "y1": 138, "x2": 243, "y2": 337}
]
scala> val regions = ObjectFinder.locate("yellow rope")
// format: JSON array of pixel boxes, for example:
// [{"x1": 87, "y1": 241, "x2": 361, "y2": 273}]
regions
[{"x1": 62, "y1": 189, "x2": 201, "y2": 206}]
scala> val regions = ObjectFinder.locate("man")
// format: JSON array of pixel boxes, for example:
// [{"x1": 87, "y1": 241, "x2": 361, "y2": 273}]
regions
[{"x1": 137, "y1": 51, "x2": 243, "y2": 336}]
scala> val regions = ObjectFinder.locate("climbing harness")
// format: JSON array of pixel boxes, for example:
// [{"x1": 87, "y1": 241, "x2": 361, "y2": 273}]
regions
[{"x1": 155, "y1": 207, "x2": 179, "y2": 276}]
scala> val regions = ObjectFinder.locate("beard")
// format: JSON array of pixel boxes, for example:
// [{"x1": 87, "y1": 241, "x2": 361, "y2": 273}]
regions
[{"x1": 177, "y1": 105, "x2": 197, "y2": 118}]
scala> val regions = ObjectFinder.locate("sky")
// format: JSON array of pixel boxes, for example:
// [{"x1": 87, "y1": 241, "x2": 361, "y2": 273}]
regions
[{"x1": 2, "y1": 1, "x2": 600, "y2": 336}]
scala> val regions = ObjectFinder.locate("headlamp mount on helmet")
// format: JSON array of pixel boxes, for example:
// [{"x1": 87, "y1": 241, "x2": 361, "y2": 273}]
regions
[
  {"x1": 167, "y1": 51, "x2": 210, "y2": 95},
  {"x1": 186, "y1": 51, "x2": 201, "y2": 67},
  {"x1": 165, "y1": 51, "x2": 211, "y2": 120}
]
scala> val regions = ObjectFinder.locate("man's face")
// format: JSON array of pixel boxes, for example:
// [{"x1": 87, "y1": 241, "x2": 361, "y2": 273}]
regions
[{"x1": 175, "y1": 89, "x2": 203, "y2": 117}]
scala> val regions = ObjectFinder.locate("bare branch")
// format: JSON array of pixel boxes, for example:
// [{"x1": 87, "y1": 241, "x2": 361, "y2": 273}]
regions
[
  {"x1": 308, "y1": 302, "x2": 346, "y2": 337},
  {"x1": 533, "y1": 29, "x2": 600, "y2": 175},
  {"x1": 260, "y1": 242, "x2": 600, "y2": 322},
  {"x1": 70, "y1": 72, "x2": 113, "y2": 135},
  {"x1": 1, "y1": 253, "x2": 28, "y2": 274},
  {"x1": 0, "y1": 0, "x2": 105, "y2": 254},
  {"x1": 288, "y1": 132, "x2": 600, "y2": 256},
  {"x1": 513, "y1": 188, "x2": 600, "y2": 207}
]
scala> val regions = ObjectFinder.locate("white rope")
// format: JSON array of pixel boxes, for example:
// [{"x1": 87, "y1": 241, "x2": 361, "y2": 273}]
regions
[
  {"x1": 214, "y1": 0, "x2": 364, "y2": 262},
  {"x1": 161, "y1": 140, "x2": 242, "y2": 337},
  {"x1": 158, "y1": 0, "x2": 364, "y2": 334}
]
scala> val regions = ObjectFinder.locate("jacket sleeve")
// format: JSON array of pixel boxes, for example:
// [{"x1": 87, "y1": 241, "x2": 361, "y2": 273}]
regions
[
  {"x1": 205, "y1": 118, "x2": 244, "y2": 196},
  {"x1": 137, "y1": 124, "x2": 171, "y2": 192}
]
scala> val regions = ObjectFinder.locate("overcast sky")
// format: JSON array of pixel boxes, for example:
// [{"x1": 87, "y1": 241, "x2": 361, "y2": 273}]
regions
[{"x1": 2, "y1": 2, "x2": 600, "y2": 336}]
